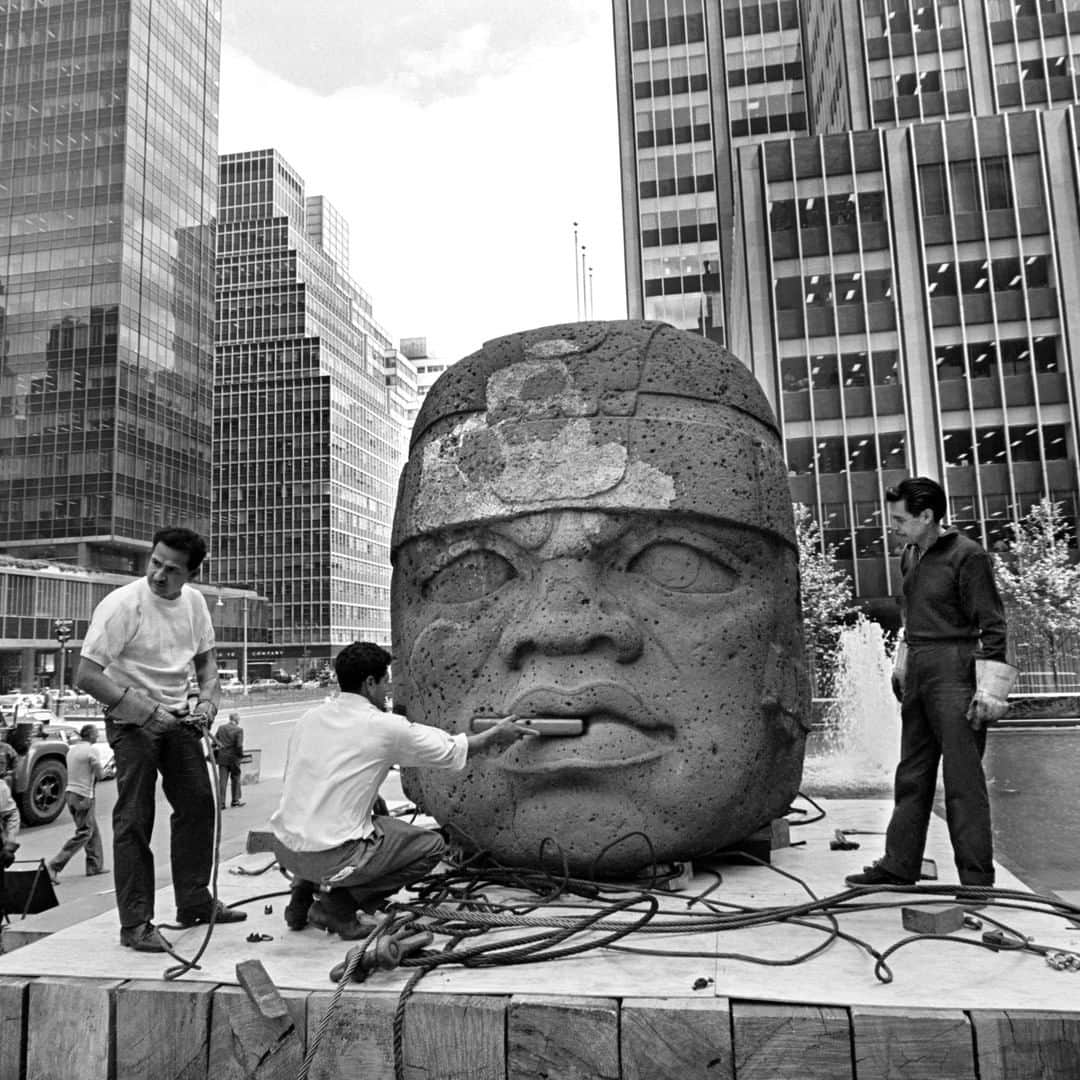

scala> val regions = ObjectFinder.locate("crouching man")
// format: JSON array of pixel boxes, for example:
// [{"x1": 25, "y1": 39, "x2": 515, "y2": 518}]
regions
[{"x1": 270, "y1": 641, "x2": 532, "y2": 938}]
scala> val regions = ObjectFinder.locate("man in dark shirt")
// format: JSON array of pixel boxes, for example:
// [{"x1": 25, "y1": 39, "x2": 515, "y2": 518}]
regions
[
  {"x1": 214, "y1": 712, "x2": 245, "y2": 809},
  {"x1": 846, "y1": 477, "x2": 1014, "y2": 891}
]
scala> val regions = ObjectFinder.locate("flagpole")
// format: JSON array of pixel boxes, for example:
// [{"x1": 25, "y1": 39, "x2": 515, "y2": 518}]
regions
[
  {"x1": 573, "y1": 221, "x2": 580, "y2": 320},
  {"x1": 580, "y1": 245, "x2": 587, "y2": 320}
]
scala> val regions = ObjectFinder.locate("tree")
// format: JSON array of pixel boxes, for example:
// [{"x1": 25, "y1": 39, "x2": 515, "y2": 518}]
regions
[
  {"x1": 793, "y1": 502, "x2": 857, "y2": 694},
  {"x1": 992, "y1": 497, "x2": 1080, "y2": 685}
]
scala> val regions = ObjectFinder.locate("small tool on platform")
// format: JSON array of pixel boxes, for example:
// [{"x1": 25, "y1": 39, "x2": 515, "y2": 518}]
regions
[{"x1": 471, "y1": 717, "x2": 585, "y2": 736}]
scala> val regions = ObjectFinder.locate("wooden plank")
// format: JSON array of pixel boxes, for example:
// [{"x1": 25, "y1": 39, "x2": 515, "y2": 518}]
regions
[
  {"x1": 851, "y1": 1006, "x2": 976, "y2": 1079},
  {"x1": 508, "y1": 994, "x2": 619, "y2": 1080},
  {"x1": 402, "y1": 993, "x2": 507, "y2": 1080},
  {"x1": 0, "y1": 977, "x2": 29, "y2": 1080},
  {"x1": 971, "y1": 1009, "x2": 1080, "y2": 1080},
  {"x1": 304, "y1": 989, "x2": 398, "y2": 1080},
  {"x1": 207, "y1": 986, "x2": 307, "y2": 1080},
  {"x1": 621, "y1": 996, "x2": 734, "y2": 1080},
  {"x1": 732, "y1": 1002, "x2": 853, "y2": 1080},
  {"x1": 115, "y1": 980, "x2": 216, "y2": 1080},
  {"x1": 26, "y1": 977, "x2": 123, "y2": 1080}
]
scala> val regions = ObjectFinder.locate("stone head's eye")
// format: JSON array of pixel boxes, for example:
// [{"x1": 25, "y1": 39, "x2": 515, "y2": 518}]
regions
[
  {"x1": 422, "y1": 550, "x2": 516, "y2": 603},
  {"x1": 627, "y1": 541, "x2": 736, "y2": 593}
]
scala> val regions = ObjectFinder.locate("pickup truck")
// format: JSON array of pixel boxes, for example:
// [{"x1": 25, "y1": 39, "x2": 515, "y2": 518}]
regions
[{"x1": 1, "y1": 715, "x2": 70, "y2": 826}]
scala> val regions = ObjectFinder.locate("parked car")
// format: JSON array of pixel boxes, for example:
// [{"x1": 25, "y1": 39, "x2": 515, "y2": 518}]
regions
[
  {"x1": 44, "y1": 718, "x2": 115, "y2": 780},
  {"x1": 222, "y1": 679, "x2": 247, "y2": 694},
  {"x1": 247, "y1": 679, "x2": 281, "y2": 693},
  {"x1": 0, "y1": 714, "x2": 69, "y2": 825}
]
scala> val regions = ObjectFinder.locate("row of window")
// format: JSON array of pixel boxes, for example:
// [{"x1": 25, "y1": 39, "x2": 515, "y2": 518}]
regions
[
  {"x1": 787, "y1": 432, "x2": 907, "y2": 475},
  {"x1": 643, "y1": 256, "x2": 720, "y2": 297},
  {"x1": 640, "y1": 205, "x2": 718, "y2": 248},
  {"x1": 728, "y1": 58, "x2": 802, "y2": 87},
  {"x1": 632, "y1": 53, "x2": 708, "y2": 100},
  {"x1": 782, "y1": 349, "x2": 899, "y2": 393},
  {"x1": 935, "y1": 336, "x2": 1057, "y2": 379},
  {"x1": 630, "y1": 3, "x2": 706, "y2": 52},
  {"x1": 721, "y1": 1, "x2": 799, "y2": 37},
  {"x1": 637, "y1": 150, "x2": 714, "y2": 199},
  {"x1": 944, "y1": 424, "x2": 1067, "y2": 467},
  {"x1": 926, "y1": 255, "x2": 1051, "y2": 297},
  {"x1": 919, "y1": 156, "x2": 1044, "y2": 215},
  {"x1": 635, "y1": 105, "x2": 711, "y2": 149},
  {"x1": 775, "y1": 270, "x2": 893, "y2": 310}
]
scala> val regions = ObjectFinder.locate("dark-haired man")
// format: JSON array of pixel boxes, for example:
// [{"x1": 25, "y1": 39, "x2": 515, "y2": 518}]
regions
[
  {"x1": 270, "y1": 641, "x2": 534, "y2": 938},
  {"x1": 77, "y1": 527, "x2": 246, "y2": 952},
  {"x1": 846, "y1": 477, "x2": 1014, "y2": 892}
]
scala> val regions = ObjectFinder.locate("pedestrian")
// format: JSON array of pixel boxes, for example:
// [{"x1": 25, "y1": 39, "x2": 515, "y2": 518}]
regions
[
  {"x1": 75, "y1": 526, "x2": 247, "y2": 953},
  {"x1": 846, "y1": 477, "x2": 1015, "y2": 893},
  {"x1": 47, "y1": 724, "x2": 107, "y2": 884},
  {"x1": 270, "y1": 642, "x2": 534, "y2": 938},
  {"x1": 0, "y1": 779, "x2": 20, "y2": 917},
  {"x1": 214, "y1": 711, "x2": 245, "y2": 809}
]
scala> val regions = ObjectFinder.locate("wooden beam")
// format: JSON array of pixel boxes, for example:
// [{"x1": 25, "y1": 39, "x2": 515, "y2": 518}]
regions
[
  {"x1": 851, "y1": 1006, "x2": 976, "y2": 1079},
  {"x1": 402, "y1": 993, "x2": 507, "y2": 1079},
  {"x1": 732, "y1": 1002, "x2": 853, "y2": 1080},
  {"x1": 208, "y1": 985, "x2": 307, "y2": 1080},
  {"x1": 508, "y1": 994, "x2": 619, "y2": 1080},
  {"x1": 304, "y1": 990, "x2": 398, "y2": 1077},
  {"x1": 972, "y1": 1009, "x2": 1080, "y2": 1080},
  {"x1": 621, "y1": 996, "x2": 734, "y2": 1080},
  {"x1": 27, "y1": 977, "x2": 124, "y2": 1080},
  {"x1": 0, "y1": 976, "x2": 30, "y2": 1080},
  {"x1": 115, "y1": 979, "x2": 216, "y2": 1079}
]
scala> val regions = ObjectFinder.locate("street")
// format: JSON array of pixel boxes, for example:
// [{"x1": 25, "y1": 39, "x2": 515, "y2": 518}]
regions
[{"x1": 8, "y1": 696, "x2": 329, "y2": 928}]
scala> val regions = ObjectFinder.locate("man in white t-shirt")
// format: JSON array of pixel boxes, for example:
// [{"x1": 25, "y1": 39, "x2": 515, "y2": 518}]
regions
[
  {"x1": 270, "y1": 641, "x2": 533, "y2": 938},
  {"x1": 77, "y1": 527, "x2": 246, "y2": 952}
]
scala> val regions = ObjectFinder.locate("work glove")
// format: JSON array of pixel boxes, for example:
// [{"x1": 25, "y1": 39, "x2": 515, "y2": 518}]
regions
[
  {"x1": 183, "y1": 700, "x2": 217, "y2": 737},
  {"x1": 966, "y1": 659, "x2": 1018, "y2": 731},
  {"x1": 890, "y1": 640, "x2": 908, "y2": 703},
  {"x1": 0, "y1": 840, "x2": 19, "y2": 869},
  {"x1": 144, "y1": 707, "x2": 181, "y2": 738}
]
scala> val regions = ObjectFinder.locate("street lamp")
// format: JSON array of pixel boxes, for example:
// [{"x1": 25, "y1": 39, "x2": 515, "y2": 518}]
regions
[{"x1": 216, "y1": 588, "x2": 249, "y2": 695}]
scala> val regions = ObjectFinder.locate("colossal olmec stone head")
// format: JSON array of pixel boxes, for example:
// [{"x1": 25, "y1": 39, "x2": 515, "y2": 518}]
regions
[{"x1": 391, "y1": 321, "x2": 809, "y2": 876}]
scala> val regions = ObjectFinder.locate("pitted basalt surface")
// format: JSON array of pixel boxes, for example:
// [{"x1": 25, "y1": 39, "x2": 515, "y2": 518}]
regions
[{"x1": 391, "y1": 321, "x2": 808, "y2": 877}]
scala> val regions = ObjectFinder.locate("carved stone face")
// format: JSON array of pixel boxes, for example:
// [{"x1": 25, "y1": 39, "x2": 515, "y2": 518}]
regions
[{"x1": 391, "y1": 322, "x2": 808, "y2": 876}]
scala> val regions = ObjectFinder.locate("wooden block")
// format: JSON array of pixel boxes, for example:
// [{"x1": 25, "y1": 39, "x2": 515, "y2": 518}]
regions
[
  {"x1": 304, "y1": 990, "x2": 398, "y2": 1079},
  {"x1": 621, "y1": 996, "x2": 734, "y2": 1080},
  {"x1": 236, "y1": 959, "x2": 290, "y2": 1020},
  {"x1": 402, "y1": 993, "x2": 507, "y2": 1080},
  {"x1": 27, "y1": 977, "x2": 123, "y2": 1080},
  {"x1": 851, "y1": 1006, "x2": 976, "y2": 1079},
  {"x1": 208, "y1": 985, "x2": 307, "y2": 1080},
  {"x1": 771, "y1": 818, "x2": 792, "y2": 850},
  {"x1": 508, "y1": 995, "x2": 619, "y2": 1080},
  {"x1": 900, "y1": 906, "x2": 965, "y2": 935},
  {"x1": 972, "y1": 1009, "x2": 1080, "y2": 1080},
  {"x1": 246, "y1": 829, "x2": 276, "y2": 854},
  {"x1": 0, "y1": 976, "x2": 30, "y2": 1080},
  {"x1": 116, "y1": 979, "x2": 216, "y2": 1079},
  {"x1": 732, "y1": 1002, "x2": 853, "y2": 1080}
]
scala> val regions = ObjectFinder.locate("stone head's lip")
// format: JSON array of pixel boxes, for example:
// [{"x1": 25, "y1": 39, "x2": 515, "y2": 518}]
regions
[{"x1": 507, "y1": 683, "x2": 664, "y2": 731}]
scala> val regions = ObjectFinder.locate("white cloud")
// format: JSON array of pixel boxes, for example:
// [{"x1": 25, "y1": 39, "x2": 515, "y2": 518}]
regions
[{"x1": 218, "y1": 12, "x2": 627, "y2": 364}]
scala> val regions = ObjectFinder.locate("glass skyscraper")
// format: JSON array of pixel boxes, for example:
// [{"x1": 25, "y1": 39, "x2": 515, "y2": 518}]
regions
[
  {"x1": 214, "y1": 149, "x2": 410, "y2": 668},
  {"x1": 0, "y1": 0, "x2": 221, "y2": 573},
  {"x1": 614, "y1": 0, "x2": 1080, "y2": 619}
]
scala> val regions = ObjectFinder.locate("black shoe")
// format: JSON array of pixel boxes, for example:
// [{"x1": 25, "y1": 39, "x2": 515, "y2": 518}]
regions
[
  {"x1": 284, "y1": 879, "x2": 317, "y2": 930},
  {"x1": 845, "y1": 863, "x2": 916, "y2": 887},
  {"x1": 307, "y1": 899, "x2": 377, "y2": 941},
  {"x1": 231, "y1": 800, "x2": 245, "y2": 807},
  {"x1": 175, "y1": 899, "x2": 248, "y2": 928},
  {"x1": 120, "y1": 922, "x2": 171, "y2": 953},
  {"x1": 87, "y1": 867, "x2": 109, "y2": 877}
]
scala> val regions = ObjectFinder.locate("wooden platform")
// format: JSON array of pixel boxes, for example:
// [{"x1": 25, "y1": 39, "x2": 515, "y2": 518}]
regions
[{"x1": 1, "y1": 798, "x2": 1078, "y2": 1079}]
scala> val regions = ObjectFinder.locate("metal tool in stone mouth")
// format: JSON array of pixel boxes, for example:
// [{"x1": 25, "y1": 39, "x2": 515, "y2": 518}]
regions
[{"x1": 470, "y1": 717, "x2": 585, "y2": 736}]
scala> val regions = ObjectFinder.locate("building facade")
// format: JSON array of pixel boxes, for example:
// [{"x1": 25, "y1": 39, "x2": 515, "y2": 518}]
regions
[
  {"x1": 614, "y1": 0, "x2": 1080, "y2": 614},
  {"x1": 0, "y1": 0, "x2": 221, "y2": 573},
  {"x1": 214, "y1": 150, "x2": 409, "y2": 668}
]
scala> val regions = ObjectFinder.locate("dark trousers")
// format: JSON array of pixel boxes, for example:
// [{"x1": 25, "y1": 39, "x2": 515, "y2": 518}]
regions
[
  {"x1": 882, "y1": 642, "x2": 994, "y2": 886},
  {"x1": 106, "y1": 719, "x2": 216, "y2": 928},
  {"x1": 273, "y1": 815, "x2": 445, "y2": 911},
  {"x1": 217, "y1": 760, "x2": 242, "y2": 807},
  {"x1": 50, "y1": 792, "x2": 104, "y2": 874}
]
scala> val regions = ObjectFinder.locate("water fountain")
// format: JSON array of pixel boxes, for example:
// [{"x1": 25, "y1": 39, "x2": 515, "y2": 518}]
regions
[{"x1": 802, "y1": 616, "x2": 901, "y2": 796}]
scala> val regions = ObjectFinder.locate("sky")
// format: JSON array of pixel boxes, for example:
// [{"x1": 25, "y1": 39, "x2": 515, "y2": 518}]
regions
[{"x1": 218, "y1": 0, "x2": 629, "y2": 365}]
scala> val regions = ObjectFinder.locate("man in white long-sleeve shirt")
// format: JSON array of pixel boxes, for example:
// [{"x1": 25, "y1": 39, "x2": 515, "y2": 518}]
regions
[{"x1": 270, "y1": 641, "x2": 531, "y2": 938}]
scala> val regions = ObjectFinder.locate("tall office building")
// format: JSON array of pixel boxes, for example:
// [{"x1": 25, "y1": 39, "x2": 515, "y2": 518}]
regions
[
  {"x1": 214, "y1": 150, "x2": 409, "y2": 668},
  {"x1": 614, "y1": 0, "x2": 1080, "y2": 615},
  {"x1": 0, "y1": 0, "x2": 221, "y2": 572}
]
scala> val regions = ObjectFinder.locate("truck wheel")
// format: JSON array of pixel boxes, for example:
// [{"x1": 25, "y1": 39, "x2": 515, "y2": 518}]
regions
[{"x1": 18, "y1": 759, "x2": 68, "y2": 826}]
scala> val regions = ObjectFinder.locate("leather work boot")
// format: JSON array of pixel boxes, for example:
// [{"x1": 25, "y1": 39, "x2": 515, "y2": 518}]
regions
[
  {"x1": 176, "y1": 898, "x2": 248, "y2": 928},
  {"x1": 307, "y1": 891, "x2": 379, "y2": 940},
  {"x1": 284, "y1": 879, "x2": 318, "y2": 930},
  {"x1": 120, "y1": 922, "x2": 170, "y2": 953}
]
